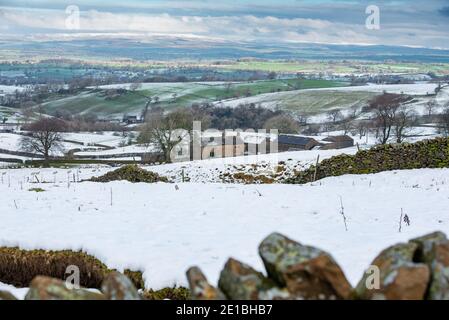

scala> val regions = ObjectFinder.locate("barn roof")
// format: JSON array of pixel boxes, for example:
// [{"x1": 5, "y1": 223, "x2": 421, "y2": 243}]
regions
[
  {"x1": 322, "y1": 135, "x2": 354, "y2": 143},
  {"x1": 277, "y1": 135, "x2": 317, "y2": 146}
]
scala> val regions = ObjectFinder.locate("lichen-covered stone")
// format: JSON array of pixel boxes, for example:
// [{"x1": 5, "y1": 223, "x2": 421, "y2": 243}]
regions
[
  {"x1": 411, "y1": 232, "x2": 449, "y2": 300},
  {"x1": 101, "y1": 272, "x2": 140, "y2": 300},
  {"x1": 258, "y1": 233, "x2": 352, "y2": 300},
  {"x1": 411, "y1": 231, "x2": 447, "y2": 261},
  {"x1": 218, "y1": 258, "x2": 287, "y2": 300},
  {"x1": 0, "y1": 290, "x2": 17, "y2": 300},
  {"x1": 355, "y1": 242, "x2": 430, "y2": 300},
  {"x1": 186, "y1": 266, "x2": 225, "y2": 300},
  {"x1": 25, "y1": 276, "x2": 105, "y2": 300}
]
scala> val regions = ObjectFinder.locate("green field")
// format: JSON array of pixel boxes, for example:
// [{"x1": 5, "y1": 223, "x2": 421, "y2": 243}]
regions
[
  {"x1": 219, "y1": 61, "x2": 449, "y2": 76},
  {"x1": 216, "y1": 88, "x2": 379, "y2": 114},
  {"x1": 39, "y1": 79, "x2": 348, "y2": 117},
  {"x1": 280, "y1": 90, "x2": 377, "y2": 113}
]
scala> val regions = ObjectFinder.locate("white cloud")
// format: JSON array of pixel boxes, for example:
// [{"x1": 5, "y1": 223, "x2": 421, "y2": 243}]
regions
[{"x1": 1, "y1": 6, "x2": 449, "y2": 49}]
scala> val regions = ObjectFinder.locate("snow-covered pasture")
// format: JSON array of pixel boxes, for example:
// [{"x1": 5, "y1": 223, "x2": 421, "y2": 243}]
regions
[
  {"x1": 0, "y1": 85, "x2": 26, "y2": 94},
  {"x1": 0, "y1": 133, "x2": 98, "y2": 158},
  {"x1": 217, "y1": 82, "x2": 449, "y2": 125},
  {"x1": 1, "y1": 167, "x2": 449, "y2": 290},
  {"x1": 0, "y1": 132, "x2": 132, "y2": 162},
  {"x1": 63, "y1": 132, "x2": 128, "y2": 148},
  {"x1": 0, "y1": 146, "x2": 358, "y2": 183}
]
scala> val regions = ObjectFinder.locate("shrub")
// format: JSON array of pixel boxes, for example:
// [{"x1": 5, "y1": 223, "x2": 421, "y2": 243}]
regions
[
  {"x1": 0, "y1": 247, "x2": 109, "y2": 288},
  {"x1": 141, "y1": 286, "x2": 190, "y2": 300},
  {"x1": 0, "y1": 247, "x2": 144, "y2": 290}
]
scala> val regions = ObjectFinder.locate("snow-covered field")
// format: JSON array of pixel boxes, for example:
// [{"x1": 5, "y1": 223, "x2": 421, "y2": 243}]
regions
[
  {"x1": 215, "y1": 82, "x2": 441, "y2": 109},
  {"x1": 1, "y1": 166, "x2": 448, "y2": 290},
  {"x1": 0, "y1": 133, "x2": 94, "y2": 158},
  {"x1": 0, "y1": 85, "x2": 26, "y2": 94},
  {"x1": 0, "y1": 132, "x2": 128, "y2": 160},
  {"x1": 63, "y1": 132, "x2": 128, "y2": 148},
  {"x1": 0, "y1": 146, "x2": 358, "y2": 183},
  {"x1": 74, "y1": 144, "x2": 154, "y2": 157}
]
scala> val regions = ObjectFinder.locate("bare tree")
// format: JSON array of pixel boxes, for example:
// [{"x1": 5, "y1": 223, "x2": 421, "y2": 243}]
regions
[
  {"x1": 20, "y1": 118, "x2": 65, "y2": 166},
  {"x1": 339, "y1": 118, "x2": 354, "y2": 135},
  {"x1": 426, "y1": 99, "x2": 438, "y2": 117},
  {"x1": 437, "y1": 107, "x2": 449, "y2": 137},
  {"x1": 393, "y1": 105, "x2": 417, "y2": 143},
  {"x1": 327, "y1": 109, "x2": 342, "y2": 123},
  {"x1": 369, "y1": 93, "x2": 411, "y2": 144},
  {"x1": 297, "y1": 114, "x2": 308, "y2": 125},
  {"x1": 141, "y1": 96, "x2": 152, "y2": 121},
  {"x1": 138, "y1": 109, "x2": 192, "y2": 162},
  {"x1": 354, "y1": 121, "x2": 365, "y2": 139},
  {"x1": 263, "y1": 114, "x2": 300, "y2": 134}
]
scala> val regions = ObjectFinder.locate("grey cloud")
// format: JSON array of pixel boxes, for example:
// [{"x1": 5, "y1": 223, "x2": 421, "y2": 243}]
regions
[{"x1": 439, "y1": 7, "x2": 449, "y2": 17}]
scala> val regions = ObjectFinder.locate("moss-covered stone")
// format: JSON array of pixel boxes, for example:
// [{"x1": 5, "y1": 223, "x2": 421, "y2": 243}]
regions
[
  {"x1": 286, "y1": 138, "x2": 449, "y2": 184},
  {"x1": 89, "y1": 165, "x2": 168, "y2": 183},
  {"x1": 25, "y1": 276, "x2": 105, "y2": 300},
  {"x1": 101, "y1": 271, "x2": 141, "y2": 300},
  {"x1": 186, "y1": 266, "x2": 225, "y2": 300},
  {"x1": 218, "y1": 258, "x2": 287, "y2": 300},
  {"x1": 411, "y1": 232, "x2": 449, "y2": 300},
  {"x1": 355, "y1": 242, "x2": 430, "y2": 300},
  {"x1": 259, "y1": 233, "x2": 352, "y2": 300}
]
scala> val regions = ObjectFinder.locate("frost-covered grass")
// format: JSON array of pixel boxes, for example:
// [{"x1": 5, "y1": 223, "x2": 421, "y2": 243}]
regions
[{"x1": 1, "y1": 167, "x2": 449, "y2": 289}]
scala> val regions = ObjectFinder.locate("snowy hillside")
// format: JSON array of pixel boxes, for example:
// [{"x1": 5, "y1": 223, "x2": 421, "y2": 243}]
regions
[{"x1": 1, "y1": 167, "x2": 448, "y2": 290}]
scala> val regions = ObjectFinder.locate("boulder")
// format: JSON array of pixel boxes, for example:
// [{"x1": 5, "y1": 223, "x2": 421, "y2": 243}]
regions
[
  {"x1": 411, "y1": 231, "x2": 447, "y2": 261},
  {"x1": 355, "y1": 242, "x2": 430, "y2": 300},
  {"x1": 411, "y1": 231, "x2": 449, "y2": 300},
  {"x1": 0, "y1": 290, "x2": 17, "y2": 300},
  {"x1": 25, "y1": 276, "x2": 105, "y2": 300},
  {"x1": 218, "y1": 258, "x2": 288, "y2": 300},
  {"x1": 186, "y1": 266, "x2": 225, "y2": 300},
  {"x1": 258, "y1": 233, "x2": 352, "y2": 299},
  {"x1": 101, "y1": 271, "x2": 141, "y2": 300}
]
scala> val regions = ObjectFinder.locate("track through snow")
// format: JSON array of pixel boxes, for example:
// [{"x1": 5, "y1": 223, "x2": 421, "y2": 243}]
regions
[{"x1": 1, "y1": 168, "x2": 449, "y2": 289}]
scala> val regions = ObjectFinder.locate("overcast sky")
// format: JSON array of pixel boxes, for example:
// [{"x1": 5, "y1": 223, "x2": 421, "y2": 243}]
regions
[{"x1": 1, "y1": 0, "x2": 449, "y2": 49}]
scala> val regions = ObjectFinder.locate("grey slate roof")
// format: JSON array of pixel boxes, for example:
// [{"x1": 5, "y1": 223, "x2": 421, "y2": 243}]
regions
[{"x1": 277, "y1": 135, "x2": 316, "y2": 146}]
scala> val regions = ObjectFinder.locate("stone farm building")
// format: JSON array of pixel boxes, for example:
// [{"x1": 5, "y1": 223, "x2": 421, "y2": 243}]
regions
[
  {"x1": 321, "y1": 135, "x2": 354, "y2": 149},
  {"x1": 277, "y1": 135, "x2": 319, "y2": 151},
  {"x1": 179, "y1": 132, "x2": 355, "y2": 160}
]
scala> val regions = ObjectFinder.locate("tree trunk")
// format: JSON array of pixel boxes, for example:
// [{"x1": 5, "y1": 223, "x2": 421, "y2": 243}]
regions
[{"x1": 43, "y1": 151, "x2": 50, "y2": 168}]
